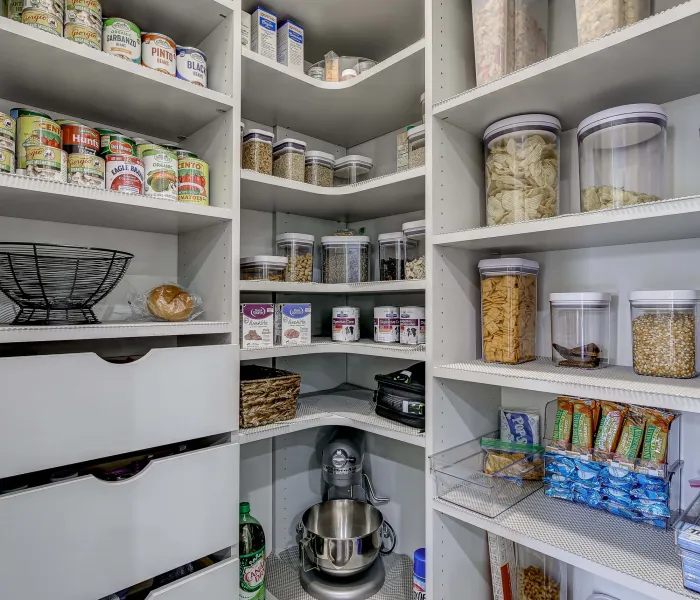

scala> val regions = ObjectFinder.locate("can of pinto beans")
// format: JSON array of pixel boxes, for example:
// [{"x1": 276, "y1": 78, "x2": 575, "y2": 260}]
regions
[
  {"x1": 142, "y1": 32, "x2": 176, "y2": 76},
  {"x1": 178, "y1": 156, "x2": 209, "y2": 205}
]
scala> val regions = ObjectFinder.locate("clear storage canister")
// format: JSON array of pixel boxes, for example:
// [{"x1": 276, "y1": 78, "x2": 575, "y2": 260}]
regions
[
  {"x1": 630, "y1": 290, "x2": 698, "y2": 379},
  {"x1": 479, "y1": 258, "x2": 539, "y2": 364},
  {"x1": 379, "y1": 232, "x2": 415, "y2": 281},
  {"x1": 408, "y1": 125, "x2": 426, "y2": 168},
  {"x1": 240, "y1": 255, "x2": 288, "y2": 281},
  {"x1": 550, "y1": 293, "x2": 611, "y2": 369},
  {"x1": 242, "y1": 129, "x2": 273, "y2": 175},
  {"x1": 276, "y1": 233, "x2": 314, "y2": 283},
  {"x1": 484, "y1": 114, "x2": 560, "y2": 226},
  {"x1": 322, "y1": 235, "x2": 371, "y2": 283},
  {"x1": 334, "y1": 155, "x2": 373, "y2": 186},
  {"x1": 575, "y1": 0, "x2": 650, "y2": 45},
  {"x1": 273, "y1": 138, "x2": 306, "y2": 182},
  {"x1": 472, "y1": 0, "x2": 548, "y2": 86},
  {"x1": 578, "y1": 104, "x2": 667, "y2": 213},
  {"x1": 304, "y1": 150, "x2": 334, "y2": 187},
  {"x1": 403, "y1": 219, "x2": 426, "y2": 280}
]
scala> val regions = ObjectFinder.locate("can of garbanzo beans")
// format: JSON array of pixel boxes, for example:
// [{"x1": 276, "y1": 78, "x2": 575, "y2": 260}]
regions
[{"x1": 178, "y1": 156, "x2": 209, "y2": 205}]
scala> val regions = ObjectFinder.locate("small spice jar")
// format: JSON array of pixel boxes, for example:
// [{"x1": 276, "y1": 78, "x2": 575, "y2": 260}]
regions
[
  {"x1": 334, "y1": 155, "x2": 373, "y2": 186},
  {"x1": 379, "y1": 232, "x2": 414, "y2": 281},
  {"x1": 276, "y1": 233, "x2": 314, "y2": 282},
  {"x1": 304, "y1": 150, "x2": 334, "y2": 187},
  {"x1": 242, "y1": 129, "x2": 273, "y2": 175},
  {"x1": 408, "y1": 124, "x2": 426, "y2": 168},
  {"x1": 550, "y1": 293, "x2": 611, "y2": 369},
  {"x1": 403, "y1": 219, "x2": 426, "y2": 280},
  {"x1": 322, "y1": 235, "x2": 371, "y2": 283},
  {"x1": 273, "y1": 138, "x2": 306, "y2": 182},
  {"x1": 478, "y1": 258, "x2": 539, "y2": 364},
  {"x1": 240, "y1": 255, "x2": 288, "y2": 281},
  {"x1": 630, "y1": 290, "x2": 698, "y2": 379}
]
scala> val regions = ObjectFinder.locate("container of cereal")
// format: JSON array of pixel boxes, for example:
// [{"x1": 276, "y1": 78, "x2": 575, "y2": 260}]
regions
[
  {"x1": 479, "y1": 258, "x2": 539, "y2": 364},
  {"x1": 408, "y1": 124, "x2": 425, "y2": 168},
  {"x1": 578, "y1": 104, "x2": 667, "y2": 212},
  {"x1": 142, "y1": 32, "x2": 177, "y2": 76},
  {"x1": 276, "y1": 233, "x2": 314, "y2": 283},
  {"x1": 64, "y1": 21, "x2": 101, "y2": 50},
  {"x1": 400, "y1": 306, "x2": 426, "y2": 345},
  {"x1": 374, "y1": 306, "x2": 399, "y2": 343},
  {"x1": 64, "y1": 0, "x2": 101, "y2": 29},
  {"x1": 240, "y1": 256, "x2": 288, "y2": 281},
  {"x1": 102, "y1": 17, "x2": 141, "y2": 63},
  {"x1": 304, "y1": 150, "x2": 334, "y2": 187},
  {"x1": 142, "y1": 147, "x2": 177, "y2": 200},
  {"x1": 333, "y1": 155, "x2": 373, "y2": 186},
  {"x1": 26, "y1": 145, "x2": 67, "y2": 182},
  {"x1": 272, "y1": 138, "x2": 306, "y2": 182},
  {"x1": 332, "y1": 306, "x2": 360, "y2": 342},
  {"x1": 176, "y1": 46, "x2": 207, "y2": 87},
  {"x1": 0, "y1": 112, "x2": 16, "y2": 153},
  {"x1": 67, "y1": 153, "x2": 104, "y2": 188},
  {"x1": 242, "y1": 129, "x2": 273, "y2": 175},
  {"x1": 379, "y1": 232, "x2": 414, "y2": 281},
  {"x1": 61, "y1": 123, "x2": 99, "y2": 155},
  {"x1": 403, "y1": 219, "x2": 426, "y2": 280},
  {"x1": 178, "y1": 156, "x2": 209, "y2": 205},
  {"x1": 105, "y1": 154, "x2": 144, "y2": 195},
  {"x1": 630, "y1": 290, "x2": 698, "y2": 379},
  {"x1": 22, "y1": 6, "x2": 63, "y2": 36},
  {"x1": 322, "y1": 235, "x2": 370, "y2": 284},
  {"x1": 575, "y1": 0, "x2": 649, "y2": 45},
  {"x1": 484, "y1": 114, "x2": 560, "y2": 226},
  {"x1": 550, "y1": 293, "x2": 611, "y2": 369}
]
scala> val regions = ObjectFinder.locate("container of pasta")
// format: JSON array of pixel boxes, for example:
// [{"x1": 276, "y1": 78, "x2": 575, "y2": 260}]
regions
[{"x1": 479, "y1": 258, "x2": 539, "y2": 364}]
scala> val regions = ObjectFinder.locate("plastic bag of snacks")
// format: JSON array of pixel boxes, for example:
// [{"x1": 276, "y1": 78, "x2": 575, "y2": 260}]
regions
[{"x1": 129, "y1": 283, "x2": 203, "y2": 322}]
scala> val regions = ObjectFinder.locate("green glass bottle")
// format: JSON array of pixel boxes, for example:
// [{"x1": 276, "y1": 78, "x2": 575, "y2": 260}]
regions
[{"x1": 240, "y1": 502, "x2": 266, "y2": 600}]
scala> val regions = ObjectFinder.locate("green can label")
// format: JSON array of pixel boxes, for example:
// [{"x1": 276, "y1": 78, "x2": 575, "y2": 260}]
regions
[
  {"x1": 240, "y1": 548, "x2": 265, "y2": 600},
  {"x1": 99, "y1": 134, "x2": 135, "y2": 158}
]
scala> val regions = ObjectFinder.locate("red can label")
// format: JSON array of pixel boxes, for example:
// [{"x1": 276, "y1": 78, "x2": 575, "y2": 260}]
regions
[
  {"x1": 61, "y1": 124, "x2": 100, "y2": 155},
  {"x1": 106, "y1": 154, "x2": 144, "y2": 195}
]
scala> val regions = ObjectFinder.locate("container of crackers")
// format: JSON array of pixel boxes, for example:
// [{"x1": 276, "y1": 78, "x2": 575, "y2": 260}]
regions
[{"x1": 479, "y1": 257, "x2": 539, "y2": 364}]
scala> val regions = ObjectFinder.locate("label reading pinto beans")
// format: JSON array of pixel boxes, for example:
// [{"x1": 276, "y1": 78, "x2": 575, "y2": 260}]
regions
[
  {"x1": 26, "y1": 145, "x2": 66, "y2": 182},
  {"x1": 64, "y1": 22, "x2": 101, "y2": 50},
  {"x1": 68, "y1": 153, "x2": 104, "y2": 188},
  {"x1": 142, "y1": 32, "x2": 176, "y2": 76},
  {"x1": 0, "y1": 113, "x2": 16, "y2": 153},
  {"x1": 178, "y1": 157, "x2": 209, "y2": 205},
  {"x1": 102, "y1": 17, "x2": 141, "y2": 63},
  {"x1": 64, "y1": 0, "x2": 101, "y2": 29},
  {"x1": 106, "y1": 154, "x2": 143, "y2": 195},
  {"x1": 143, "y1": 148, "x2": 177, "y2": 200},
  {"x1": 0, "y1": 150, "x2": 15, "y2": 174},
  {"x1": 22, "y1": 9, "x2": 62, "y2": 36}
]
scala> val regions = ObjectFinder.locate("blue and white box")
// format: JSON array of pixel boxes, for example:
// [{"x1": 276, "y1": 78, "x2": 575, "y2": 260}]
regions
[
  {"x1": 277, "y1": 19, "x2": 304, "y2": 71},
  {"x1": 251, "y1": 6, "x2": 276, "y2": 61},
  {"x1": 275, "y1": 303, "x2": 312, "y2": 346}
]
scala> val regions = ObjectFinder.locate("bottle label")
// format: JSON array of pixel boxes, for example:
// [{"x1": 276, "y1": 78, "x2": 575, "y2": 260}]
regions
[
  {"x1": 413, "y1": 574, "x2": 426, "y2": 600},
  {"x1": 240, "y1": 547, "x2": 266, "y2": 599}
]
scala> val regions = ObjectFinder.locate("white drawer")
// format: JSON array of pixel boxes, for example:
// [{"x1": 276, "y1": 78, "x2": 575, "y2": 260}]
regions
[
  {"x1": 0, "y1": 344, "x2": 237, "y2": 478},
  {"x1": 147, "y1": 558, "x2": 238, "y2": 600},
  {"x1": 0, "y1": 442, "x2": 238, "y2": 600}
]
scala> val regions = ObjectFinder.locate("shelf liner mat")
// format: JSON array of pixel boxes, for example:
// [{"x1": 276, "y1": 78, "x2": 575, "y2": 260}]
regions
[
  {"x1": 303, "y1": 338, "x2": 425, "y2": 353},
  {"x1": 267, "y1": 547, "x2": 413, "y2": 600}
]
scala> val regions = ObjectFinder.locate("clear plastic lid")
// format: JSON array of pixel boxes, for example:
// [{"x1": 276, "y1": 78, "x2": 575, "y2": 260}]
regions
[
  {"x1": 273, "y1": 138, "x2": 307, "y2": 155},
  {"x1": 630, "y1": 290, "x2": 698, "y2": 306},
  {"x1": 276, "y1": 232, "x2": 315, "y2": 244},
  {"x1": 378, "y1": 232, "x2": 405, "y2": 243},
  {"x1": 478, "y1": 257, "x2": 540, "y2": 275},
  {"x1": 321, "y1": 235, "x2": 370, "y2": 245},
  {"x1": 243, "y1": 129, "x2": 274, "y2": 144},
  {"x1": 484, "y1": 114, "x2": 561, "y2": 148},
  {"x1": 402, "y1": 219, "x2": 426, "y2": 236},
  {"x1": 577, "y1": 104, "x2": 668, "y2": 143},
  {"x1": 334, "y1": 155, "x2": 373, "y2": 173},
  {"x1": 408, "y1": 124, "x2": 426, "y2": 142},
  {"x1": 550, "y1": 292, "x2": 612, "y2": 305},
  {"x1": 305, "y1": 150, "x2": 335, "y2": 165},
  {"x1": 241, "y1": 255, "x2": 288, "y2": 266}
]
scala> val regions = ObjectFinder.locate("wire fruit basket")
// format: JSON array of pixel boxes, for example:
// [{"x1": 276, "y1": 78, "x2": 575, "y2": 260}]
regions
[{"x1": 0, "y1": 243, "x2": 133, "y2": 325}]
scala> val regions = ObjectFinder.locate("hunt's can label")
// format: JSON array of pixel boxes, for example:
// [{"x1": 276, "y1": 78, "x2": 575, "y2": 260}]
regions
[
  {"x1": 143, "y1": 148, "x2": 177, "y2": 200},
  {"x1": 176, "y1": 46, "x2": 207, "y2": 87},
  {"x1": 105, "y1": 154, "x2": 143, "y2": 195},
  {"x1": 68, "y1": 153, "x2": 104, "y2": 188},
  {"x1": 102, "y1": 17, "x2": 141, "y2": 63},
  {"x1": 178, "y1": 157, "x2": 209, "y2": 205},
  {"x1": 61, "y1": 123, "x2": 99, "y2": 155},
  {"x1": 64, "y1": 0, "x2": 101, "y2": 29},
  {"x1": 22, "y1": 8, "x2": 62, "y2": 36},
  {"x1": 64, "y1": 21, "x2": 101, "y2": 50},
  {"x1": 142, "y1": 32, "x2": 176, "y2": 76},
  {"x1": 99, "y1": 133, "x2": 135, "y2": 158},
  {"x1": 0, "y1": 149, "x2": 15, "y2": 174},
  {"x1": 0, "y1": 112, "x2": 16, "y2": 153},
  {"x1": 26, "y1": 145, "x2": 67, "y2": 182}
]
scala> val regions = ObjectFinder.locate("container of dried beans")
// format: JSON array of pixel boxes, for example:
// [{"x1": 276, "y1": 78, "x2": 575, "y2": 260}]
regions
[{"x1": 242, "y1": 129, "x2": 273, "y2": 175}]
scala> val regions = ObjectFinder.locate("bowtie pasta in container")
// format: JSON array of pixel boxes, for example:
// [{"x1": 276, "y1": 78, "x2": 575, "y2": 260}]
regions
[
  {"x1": 484, "y1": 114, "x2": 561, "y2": 227},
  {"x1": 575, "y1": 0, "x2": 650, "y2": 45}
]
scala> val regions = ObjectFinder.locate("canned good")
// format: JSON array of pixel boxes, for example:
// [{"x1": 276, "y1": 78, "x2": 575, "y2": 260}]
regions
[
  {"x1": 22, "y1": 0, "x2": 63, "y2": 20},
  {"x1": 64, "y1": 22, "x2": 101, "y2": 49},
  {"x1": 132, "y1": 137, "x2": 151, "y2": 146},
  {"x1": 400, "y1": 306, "x2": 426, "y2": 345},
  {"x1": 105, "y1": 154, "x2": 144, "y2": 195},
  {"x1": 12, "y1": 110, "x2": 59, "y2": 169},
  {"x1": 0, "y1": 113, "x2": 16, "y2": 153},
  {"x1": 175, "y1": 148, "x2": 197, "y2": 159},
  {"x1": 99, "y1": 133, "x2": 135, "y2": 158},
  {"x1": 0, "y1": 149, "x2": 15, "y2": 174},
  {"x1": 136, "y1": 143, "x2": 164, "y2": 159},
  {"x1": 55, "y1": 119, "x2": 81, "y2": 126},
  {"x1": 143, "y1": 147, "x2": 177, "y2": 200},
  {"x1": 178, "y1": 157, "x2": 209, "y2": 205},
  {"x1": 22, "y1": 9, "x2": 62, "y2": 36},
  {"x1": 25, "y1": 145, "x2": 67, "y2": 182},
  {"x1": 142, "y1": 32, "x2": 176, "y2": 76},
  {"x1": 8, "y1": 0, "x2": 23, "y2": 21},
  {"x1": 64, "y1": 0, "x2": 100, "y2": 29},
  {"x1": 176, "y1": 46, "x2": 207, "y2": 87},
  {"x1": 102, "y1": 17, "x2": 141, "y2": 63},
  {"x1": 332, "y1": 306, "x2": 361, "y2": 342},
  {"x1": 67, "y1": 153, "x2": 104, "y2": 188},
  {"x1": 61, "y1": 123, "x2": 99, "y2": 155},
  {"x1": 374, "y1": 306, "x2": 400, "y2": 343}
]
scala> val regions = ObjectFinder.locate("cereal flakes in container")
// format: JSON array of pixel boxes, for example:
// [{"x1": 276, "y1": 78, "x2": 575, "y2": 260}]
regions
[
  {"x1": 630, "y1": 290, "x2": 698, "y2": 379},
  {"x1": 304, "y1": 150, "x2": 334, "y2": 187},
  {"x1": 484, "y1": 114, "x2": 560, "y2": 226},
  {"x1": 578, "y1": 104, "x2": 667, "y2": 212},
  {"x1": 479, "y1": 258, "x2": 539, "y2": 364},
  {"x1": 240, "y1": 256, "x2": 288, "y2": 282},
  {"x1": 333, "y1": 155, "x2": 373, "y2": 186},
  {"x1": 575, "y1": 0, "x2": 650, "y2": 45},
  {"x1": 242, "y1": 129, "x2": 274, "y2": 175},
  {"x1": 272, "y1": 138, "x2": 306, "y2": 182},
  {"x1": 403, "y1": 219, "x2": 426, "y2": 280},
  {"x1": 276, "y1": 233, "x2": 314, "y2": 283}
]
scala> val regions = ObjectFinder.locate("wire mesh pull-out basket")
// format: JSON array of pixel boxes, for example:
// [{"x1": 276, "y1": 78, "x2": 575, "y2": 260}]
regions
[{"x1": 0, "y1": 243, "x2": 133, "y2": 325}]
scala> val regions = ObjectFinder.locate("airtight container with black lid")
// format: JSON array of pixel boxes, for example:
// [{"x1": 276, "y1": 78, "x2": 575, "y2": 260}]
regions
[
  {"x1": 241, "y1": 129, "x2": 273, "y2": 175},
  {"x1": 273, "y1": 138, "x2": 306, "y2": 182},
  {"x1": 334, "y1": 155, "x2": 373, "y2": 186},
  {"x1": 240, "y1": 256, "x2": 288, "y2": 281},
  {"x1": 304, "y1": 150, "x2": 334, "y2": 187}
]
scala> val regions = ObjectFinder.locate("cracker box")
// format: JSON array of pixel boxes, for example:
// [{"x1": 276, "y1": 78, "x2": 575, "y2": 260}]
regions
[
  {"x1": 277, "y1": 19, "x2": 304, "y2": 71},
  {"x1": 251, "y1": 6, "x2": 276, "y2": 61},
  {"x1": 240, "y1": 303, "x2": 274, "y2": 349},
  {"x1": 275, "y1": 303, "x2": 311, "y2": 346}
]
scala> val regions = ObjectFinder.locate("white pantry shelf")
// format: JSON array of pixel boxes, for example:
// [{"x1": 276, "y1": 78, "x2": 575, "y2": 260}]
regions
[
  {"x1": 242, "y1": 40, "x2": 425, "y2": 146},
  {"x1": 434, "y1": 358, "x2": 700, "y2": 414},
  {"x1": 433, "y1": 1, "x2": 700, "y2": 135},
  {"x1": 240, "y1": 168, "x2": 425, "y2": 220},
  {"x1": 433, "y1": 491, "x2": 691, "y2": 600},
  {"x1": 239, "y1": 280, "x2": 426, "y2": 294},
  {"x1": 0, "y1": 174, "x2": 233, "y2": 234},
  {"x1": 0, "y1": 18, "x2": 234, "y2": 140},
  {"x1": 241, "y1": 338, "x2": 425, "y2": 360}
]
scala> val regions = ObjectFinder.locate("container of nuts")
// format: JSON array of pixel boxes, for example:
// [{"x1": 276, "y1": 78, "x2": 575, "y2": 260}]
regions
[
  {"x1": 242, "y1": 129, "x2": 274, "y2": 175},
  {"x1": 276, "y1": 233, "x2": 314, "y2": 282},
  {"x1": 515, "y1": 545, "x2": 566, "y2": 600},
  {"x1": 273, "y1": 138, "x2": 306, "y2": 182},
  {"x1": 630, "y1": 290, "x2": 698, "y2": 379},
  {"x1": 240, "y1": 256, "x2": 288, "y2": 281}
]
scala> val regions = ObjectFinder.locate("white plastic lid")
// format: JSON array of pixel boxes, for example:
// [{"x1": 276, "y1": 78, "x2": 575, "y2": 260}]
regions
[
  {"x1": 305, "y1": 150, "x2": 335, "y2": 162},
  {"x1": 408, "y1": 124, "x2": 426, "y2": 140},
  {"x1": 375, "y1": 306, "x2": 399, "y2": 312},
  {"x1": 578, "y1": 104, "x2": 667, "y2": 137},
  {"x1": 241, "y1": 255, "x2": 288, "y2": 266},
  {"x1": 630, "y1": 290, "x2": 698, "y2": 304},
  {"x1": 402, "y1": 219, "x2": 426, "y2": 235},
  {"x1": 478, "y1": 257, "x2": 540, "y2": 273},
  {"x1": 244, "y1": 128, "x2": 274, "y2": 139},
  {"x1": 378, "y1": 232, "x2": 405, "y2": 243},
  {"x1": 276, "y1": 232, "x2": 315, "y2": 243},
  {"x1": 335, "y1": 155, "x2": 373, "y2": 168},
  {"x1": 321, "y1": 235, "x2": 370, "y2": 244},
  {"x1": 341, "y1": 68, "x2": 357, "y2": 77},
  {"x1": 550, "y1": 292, "x2": 611, "y2": 304},
  {"x1": 484, "y1": 114, "x2": 561, "y2": 142}
]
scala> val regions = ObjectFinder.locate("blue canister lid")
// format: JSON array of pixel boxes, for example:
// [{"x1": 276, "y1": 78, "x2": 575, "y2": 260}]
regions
[{"x1": 413, "y1": 548, "x2": 426, "y2": 579}]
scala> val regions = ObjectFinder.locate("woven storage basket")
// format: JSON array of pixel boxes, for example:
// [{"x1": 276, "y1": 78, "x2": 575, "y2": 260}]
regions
[{"x1": 240, "y1": 365, "x2": 301, "y2": 428}]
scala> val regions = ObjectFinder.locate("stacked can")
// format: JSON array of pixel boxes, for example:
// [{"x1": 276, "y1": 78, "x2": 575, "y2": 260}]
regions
[
  {"x1": 12, "y1": 108, "x2": 66, "y2": 182},
  {"x1": 59, "y1": 120, "x2": 104, "y2": 188},
  {"x1": 64, "y1": 0, "x2": 102, "y2": 50},
  {"x1": 102, "y1": 17, "x2": 141, "y2": 63},
  {"x1": 98, "y1": 129, "x2": 144, "y2": 196},
  {"x1": 0, "y1": 112, "x2": 16, "y2": 175},
  {"x1": 142, "y1": 32, "x2": 177, "y2": 76},
  {"x1": 22, "y1": 0, "x2": 64, "y2": 37},
  {"x1": 140, "y1": 145, "x2": 178, "y2": 201},
  {"x1": 176, "y1": 46, "x2": 208, "y2": 87},
  {"x1": 7, "y1": 0, "x2": 23, "y2": 22}
]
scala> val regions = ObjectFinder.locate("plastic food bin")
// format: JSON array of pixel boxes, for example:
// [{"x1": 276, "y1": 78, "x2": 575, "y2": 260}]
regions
[
  {"x1": 479, "y1": 258, "x2": 539, "y2": 364},
  {"x1": 304, "y1": 150, "x2": 334, "y2": 187},
  {"x1": 403, "y1": 219, "x2": 426, "y2": 280},
  {"x1": 575, "y1": 0, "x2": 650, "y2": 45},
  {"x1": 240, "y1": 256, "x2": 288, "y2": 281},
  {"x1": 408, "y1": 125, "x2": 426, "y2": 168},
  {"x1": 321, "y1": 235, "x2": 371, "y2": 283},
  {"x1": 334, "y1": 155, "x2": 373, "y2": 186},
  {"x1": 578, "y1": 104, "x2": 667, "y2": 212},
  {"x1": 379, "y1": 232, "x2": 415, "y2": 281},
  {"x1": 550, "y1": 293, "x2": 611, "y2": 369},
  {"x1": 272, "y1": 138, "x2": 306, "y2": 182},
  {"x1": 472, "y1": 0, "x2": 548, "y2": 86},
  {"x1": 241, "y1": 129, "x2": 274, "y2": 175},
  {"x1": 515, "y1": 545, "x2": 567, "y2": 600},
  {"x1": 484, "y1": 114, "x2": 560, "y2": 226},
  {"x1": 276, "y1": 233, "x2": 314, "y2": 283},
  {"x1": 630, "y1": 290, "x2": 698, "y2": 379}
]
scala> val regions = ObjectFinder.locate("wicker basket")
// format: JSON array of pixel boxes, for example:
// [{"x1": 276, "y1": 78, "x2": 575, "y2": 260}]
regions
[{"x1": 240, "y1": 365, "x2": 301, "y2": 428}]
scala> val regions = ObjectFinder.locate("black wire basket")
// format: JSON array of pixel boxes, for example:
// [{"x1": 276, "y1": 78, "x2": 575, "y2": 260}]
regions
[{"x1": 0, "y1": 243, "x2": 134, "y2": 325}]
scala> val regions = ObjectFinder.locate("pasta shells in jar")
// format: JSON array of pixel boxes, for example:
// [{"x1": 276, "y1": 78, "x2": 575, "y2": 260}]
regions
[
  {"x1": 484, "y1": 114, "x2": 560, "y2": 226},
  {"x1": 575, "y1": 0, "x2": 650, "y2": 45}
]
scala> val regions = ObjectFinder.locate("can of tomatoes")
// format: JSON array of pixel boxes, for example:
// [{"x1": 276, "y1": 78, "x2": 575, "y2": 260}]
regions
[
  {"x1": 61, "y1": 123, "x2": 100, "y2": 155},
  {"x1": 178, "y1": 157, "x2": 209, "y2": 205},
  {"x1": 141, "y1": 32, "x2": 176, "y2": 76},
  {"x1": 12, "y1": 109, "x2": 60, "y2": 169},
  {"x1": 105, "y1": 154, "x2": 144, "y2": 195}
]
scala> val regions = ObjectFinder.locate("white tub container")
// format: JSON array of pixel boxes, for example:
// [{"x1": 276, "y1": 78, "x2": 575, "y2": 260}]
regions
[
  {"x1": 332, "y1": 306, "x2": 360, "y2": 342},
  {"x1": 400, "y1": 306, "x2": 426, "y2": 345},
  {"x1": 374, "y1": 306, "x2": 400, "y2": 343},
  {"x1": 333, "y1": 155, "x2": 373, "y2": 186}
]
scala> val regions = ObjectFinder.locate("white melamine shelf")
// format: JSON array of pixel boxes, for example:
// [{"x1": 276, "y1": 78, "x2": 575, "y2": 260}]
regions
[
  {"x1": 433, "y1": 1, "x2": 700, "y2": 135},
  {"x1": 434, "y1": 358, "x2": 700, "y2": 413},
  {"x1": 0, "y1": 19, "x2": 234, "y2": 140},
  {"x1": 241, "y1": 338, "x2": 425, "y2": 360},
  {"x1": 433, "y1": 195, "x2": 700, "y2": 252},
  {"x1": 240, "y1": 168, "x2": 425, "y2": 220},
  {"x1": 0, "y1": 320, "x2": 231, "y2": 343},
  {"x1": 0, "y1": 173, "x2": 233, "y2": 234},
  {"x1": 239, "y1": 280, "x2": 426, "y2": 294},
  {"x1": 433, "y1": 491, "x2": 691, "y2": 600},
  {"x1": 242, "y1": 40, "x2": 425, "y2": 146},
  {"x1": 239, "y1": 386, "x2": 425, "y2": 447}
]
